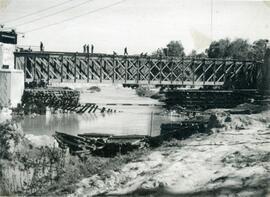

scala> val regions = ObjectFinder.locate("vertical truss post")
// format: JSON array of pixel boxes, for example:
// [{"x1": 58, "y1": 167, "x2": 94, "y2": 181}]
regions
[
  {"x1": 170, "y1": 58, "x2": 173, "y2": 84},
  {"x1": 223, "y1": 59, "x2": 227, "y2": 84},
  {"x1": 24, "y1": 55, "x2": 27, "y2": 82},
  {"x1": 148, "y1": 57, "x2": 151, "y2": 85},
  {"x1": 233, "y1": 60, "x2": 236, "y2": 82},
  {"x1": 202, "y1": 58, "x2": 206, "y2": 85},
  {"x1": 254, "y1": 61, "x2": 259, "y2": 89},
  {"x1": 87, "y1": 53, "x2": 90, "y2": 83},
  {"x1": 74, "y1": 53, "x2": 77, "y2": 83},
  {"x1": 66, "y1": 60, "x2": 69, "y2": 79},
  {"x1": 213, "y1": 60, "x2": 216, "y2": 85},
  {"x1": 33, "y1": 56, "x2": 36, "y2": 80},
  {"x1": 181, "y1": 57, "x2": 184, "y2": 85},
  {"x1": 100, "y1": 57, "x2": 103, "y2": 83},
  {"x1": 53, "y1": 58, "x2": 57, "y2": 78},
  {"x1": 112, "y1": 55, "x2": 116, "y2": 83},
  {"x1": 243, "y1": 61, "x2": 247, "y2": 83},
  {"x1": 91, "y1": 56, "x2": 94, "y2": 80},
  {"x1": 191, "y1": 58, "x2": 195, "y2": 86},
  {"x1": 124, "y1": 56, "x2": 128, "y2": 83},
  {"x1": 136, "y1": 57, "x2": 140, "y2": 84},
  {"x1": 60, "y1": 55, "x2": 64, "y2": 82},
  {"x1": 79, "y1": 59, "x2": 82, "y2": 80},
  {"x1": 47, "y1": 55, "x2": 50, "y2": 84},
  {"x1": 159, "y1": 56, "x2": 162, "y2": 84}
]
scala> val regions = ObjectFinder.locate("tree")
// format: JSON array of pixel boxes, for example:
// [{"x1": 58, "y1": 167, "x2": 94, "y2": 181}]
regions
[
  {"x1": 250, "y1": 39, "x2": 268, "y2": 60},
  {"x1": 206, "y1": 38, "x2": 230, "y2": 58},
  {"x1": 166, "y1": 41, "x2": 185, "y2": 57},
  {"x1": 151, "y1": 48, "x2": 164, "y2": 57},
  {"x1": 206, "y1": 38, "x2": 261, "y2": 60},
  {"x1": 152, "y1": 41, "x2": 185, "y2": 58},
  {"x1": 187, "y1": 50, "x2": 207, "y2": 58},
  {"x1": 226, "y1": 39, "x2": 253, "y2": 59}
]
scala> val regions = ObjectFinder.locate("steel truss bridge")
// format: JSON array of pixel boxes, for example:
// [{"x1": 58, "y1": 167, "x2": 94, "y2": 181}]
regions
[{"x1": 14, "y1": 51, "x2": 262, "y2": 88}]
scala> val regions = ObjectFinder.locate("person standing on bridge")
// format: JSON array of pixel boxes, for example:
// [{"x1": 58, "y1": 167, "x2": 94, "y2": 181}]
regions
[
  {"x1": 124, "y1": 47, "x2": 128, "y2": 55},
  {"x1": 40, "y1": 42, "x2": 44, "y2": 52},
  {"x1": 91, "y1": 44, "x2": 94, "y2": 54},
  {"x1": 83, "y1": 44, "x2": 86, "y2": 53},
  {"x1": 86, "y1": 44, "x2": 90, "y2": 53}
]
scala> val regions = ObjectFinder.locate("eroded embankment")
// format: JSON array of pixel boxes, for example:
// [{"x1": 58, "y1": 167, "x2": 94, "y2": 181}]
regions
[{"x1": 71, "y1": 110, "x2": 270, "y2": 196}]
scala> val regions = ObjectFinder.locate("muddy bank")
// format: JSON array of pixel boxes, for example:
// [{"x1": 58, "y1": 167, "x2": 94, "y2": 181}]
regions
[{"x1": 71, "y1": 110, "x2": 270, "y2": 196}]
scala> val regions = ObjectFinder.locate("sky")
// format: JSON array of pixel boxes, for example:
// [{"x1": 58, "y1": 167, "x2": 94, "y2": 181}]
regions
[{"x1": 0, "y1": 0, "x2": 270, "y2": 54}]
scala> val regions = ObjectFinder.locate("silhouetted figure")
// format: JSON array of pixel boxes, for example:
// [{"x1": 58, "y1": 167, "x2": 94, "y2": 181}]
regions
[
  {"x1": 113, "y1": 51, "x2": 117, "y2": 55},
  {"x1": 124, "y1": 47, "x2": 128, "y2": 55},
  {"x1": 83, "y1": 44, "x2": 87, "y2": 53},
  {"x1": 91, "y1": 44, "x2": 94, "y2": 54},
  {"x1": 86, "y1": 44, "x2": 90, "y2": 53},
  {"x1": 40, "y1": 42, "x2": 44, "y2": 51}
]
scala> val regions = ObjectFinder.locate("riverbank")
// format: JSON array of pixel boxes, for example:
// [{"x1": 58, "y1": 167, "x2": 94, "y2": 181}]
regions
[
  {"x1": 1, "y1": 104, "x2": 270, "y2": 196},
  {"x1": 71, "y1": 109, "x2": 270, "y2": 196},
  {"x1": 0, "y1": 119, "x2": 151, "y2": 196}
]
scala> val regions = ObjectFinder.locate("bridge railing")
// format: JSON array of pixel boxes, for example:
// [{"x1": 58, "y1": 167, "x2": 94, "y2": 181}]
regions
[{"x1": 14, "y1": 51, "x2": 262, "y2": 88}]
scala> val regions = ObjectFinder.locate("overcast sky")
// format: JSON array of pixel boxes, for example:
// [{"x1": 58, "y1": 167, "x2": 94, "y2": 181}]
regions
[{"x1": 0, "y1": 0, "x2": 270, "y2": 54}]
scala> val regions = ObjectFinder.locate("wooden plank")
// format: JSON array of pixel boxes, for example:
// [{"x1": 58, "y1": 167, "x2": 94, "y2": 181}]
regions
[
  {"x1": 88, "y1": 104, "x2": 96, "y2": 113},
  {"x1": 92, "y1": 105, "x2": 99, "y2": 113}
]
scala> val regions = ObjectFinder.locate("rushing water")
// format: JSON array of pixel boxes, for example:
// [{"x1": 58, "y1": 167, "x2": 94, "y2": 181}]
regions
[{"x1": 18, "y1": 84, "x2": 179, "y2": 145}]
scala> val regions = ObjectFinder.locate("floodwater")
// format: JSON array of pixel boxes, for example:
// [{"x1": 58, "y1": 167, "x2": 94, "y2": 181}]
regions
[{"x1": 18, "y1": 84, "x2": 179, "y2": 145}]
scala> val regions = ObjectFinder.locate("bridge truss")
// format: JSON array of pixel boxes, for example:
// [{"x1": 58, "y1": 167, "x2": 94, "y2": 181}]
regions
[{"x1": 14, "y1": 51, "x2": 262, "y2": 88}]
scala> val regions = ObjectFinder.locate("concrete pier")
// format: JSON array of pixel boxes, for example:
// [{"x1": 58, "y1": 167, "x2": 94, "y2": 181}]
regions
[{"x1": 0, "y1": 69, "x2": 24, "y2": 108}]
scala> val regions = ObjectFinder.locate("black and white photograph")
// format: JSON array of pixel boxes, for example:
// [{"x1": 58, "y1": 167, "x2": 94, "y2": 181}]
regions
[{"x1": 0, "y1": 0, "x2": 270, "y2": 196}]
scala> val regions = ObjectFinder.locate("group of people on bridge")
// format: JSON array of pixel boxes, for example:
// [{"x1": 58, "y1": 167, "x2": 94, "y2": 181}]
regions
[{"x1": 83, "y1": 44, "x2": 94, "y2": 53}]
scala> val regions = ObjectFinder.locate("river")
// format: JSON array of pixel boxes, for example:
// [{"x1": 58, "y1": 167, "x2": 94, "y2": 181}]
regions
[{"x1": 18, "y1": 84, "x2": 179, "y2": 146}]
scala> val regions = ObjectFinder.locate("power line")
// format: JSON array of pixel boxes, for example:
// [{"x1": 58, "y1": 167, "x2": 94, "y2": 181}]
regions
[
  {"x1": 24, "y1": 0, "x2": 126, "y2": 33},
  {"x1": 15, "y1": 0, "x2": 94, "y2": 27},
  {"x1": 1, "y1": 0, "x2": 75, "y2": 24}
]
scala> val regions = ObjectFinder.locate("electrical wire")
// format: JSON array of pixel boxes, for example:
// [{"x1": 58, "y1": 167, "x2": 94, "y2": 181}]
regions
[
  {"x1": 15, "y1": 0, "x2": 94, "y2": 27},
  {"x1": 1, "y1": 0, "x2": 75, "y2": 24},
  {"x1": 24, "y1": 0, "x2": 126, "y2": 33}
]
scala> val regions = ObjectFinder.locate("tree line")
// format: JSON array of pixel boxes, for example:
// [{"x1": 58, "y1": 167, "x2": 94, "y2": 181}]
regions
[{"x1": 152, "y1": 38, "x2": 269, "y2": 60}]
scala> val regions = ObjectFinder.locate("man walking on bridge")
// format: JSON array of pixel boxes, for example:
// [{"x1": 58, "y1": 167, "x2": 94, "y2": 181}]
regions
[
  {"x1": 91, "y1": 44, "x2": 94, "y2": 54},
  {"x1": 124, "y1": 47, "x2": 128, "y2": 55},
  {"x1": 40, "y1": 42, "x2": 44, "y2": 52}
]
